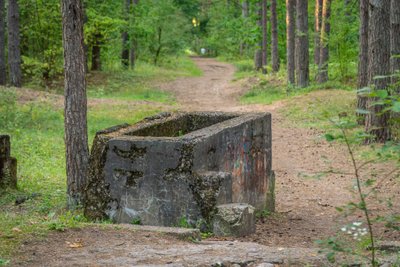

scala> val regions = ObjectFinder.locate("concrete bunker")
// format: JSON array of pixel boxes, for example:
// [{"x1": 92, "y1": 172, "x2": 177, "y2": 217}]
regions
[{"x1": 84, "y1": 112, "x2": 274, "y2": 228}]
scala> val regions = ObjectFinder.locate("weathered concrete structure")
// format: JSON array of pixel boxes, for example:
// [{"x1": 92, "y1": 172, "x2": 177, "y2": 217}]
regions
[
  {"x1": 84, "y1": 112, "x2": 274, "y2": 227},
  {"x1": 0, "y1": 135, "x2": 17, "y2": 190},
  {"x1": 213, "y1": 203, "x2": 256, "y2": 237}
]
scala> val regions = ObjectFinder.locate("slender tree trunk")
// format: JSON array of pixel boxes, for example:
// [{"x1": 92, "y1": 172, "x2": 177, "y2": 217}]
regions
[
  {"x1": 365, "y1": 0, "x2": 391, "y2": 143},
  {"x1": 121, "y1": 0, "x2": 130, "y2": 68},
  {"x1": 295, "y1": 0, "x2": 309, "y2": 88},
  {"x1": 61, "y1": 0, "x2": 89, "y2": 208},
  {"x1": 286, "y1": 0, "x2": 296, "y2": 85},
  {"x1": 255, "y1": 1, "x2": 264, "y2": 72},
  {"x1": 261, "y1": 0, "x2": 268, "y2": 68},
  {"x1": 357, "y1": 0, "x2": 369, "y2": 124},
  {"x1": 391, "y1": 0, "x2": 400, "y2": 89},
  {"x1": 314, "y1": 0, "x2": 323, "y2": 65},
  {"x1": 8, "y1": 0, "x2": 22, "y2": 87},
  {"x1": 270, "y1": 0, "x2": 279, "y2": 72},
  {"x1": 0, "y1": 0, "x2": 6, "y2": 85},
  {"x1": 130, "y1": 0, "x2": 139, "y2": 68},
  {"x1": 240, "y1": 0, "x2": 249, "y2": 56},
  {"x1": 317, "y1": 0, "x2": 332, "y2": 83},
  {"x1": 91, "y1": 33, "x2": 102, "y2": 71},
  {"x1": 153, "y1": 27, "x2": 162, "y2": 65}
]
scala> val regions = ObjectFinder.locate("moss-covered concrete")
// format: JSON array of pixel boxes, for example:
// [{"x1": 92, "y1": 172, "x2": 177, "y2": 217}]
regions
[{"x1": 84, "y1": 112, "x2": 274, "y2": 227}]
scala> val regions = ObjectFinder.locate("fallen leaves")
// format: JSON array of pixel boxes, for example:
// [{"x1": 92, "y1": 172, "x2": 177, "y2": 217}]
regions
[{"x1": 66, "y1": 239, "x2": 84, "y2": 249}]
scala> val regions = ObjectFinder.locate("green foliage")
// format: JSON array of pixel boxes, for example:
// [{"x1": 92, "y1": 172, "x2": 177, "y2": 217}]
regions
[
  {"x1": 178, "y1": 217, "x2": 191, "y2": 228},
  {"x1": 132, "y1": 0, "x2": 190, "y2": 65},
  {"x1": 19, "y1": 0, "x2": 63, "y2": 82},
  {"x1": 131, "y1": 218, "x2": 141, "y2": 225},
  {"x1": 328, "y1": 1, "x2": 359, "y2": 82},
  {"x1": 255, "y1": 209, "x2": 271, "y2": 219},
  {"x1": 0, "y1": 258, "x2": 9, "y2": 266}
]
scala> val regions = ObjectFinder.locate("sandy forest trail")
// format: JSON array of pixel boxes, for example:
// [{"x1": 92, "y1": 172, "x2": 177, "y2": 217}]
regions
[
  {"x1": 160, "y1": 57, "x2": 355, "y2": 246},
  {"x1": 14, "y1": 58, "x2": 399, "y2": 266},
  {"x1": 160, "y1": 58, "x2": 399, "y2": 246}
]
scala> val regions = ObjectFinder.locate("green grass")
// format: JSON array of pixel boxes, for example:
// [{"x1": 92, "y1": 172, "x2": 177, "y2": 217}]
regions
[
  {"x1": 281, "y1": 89, "x2": 357, "y2": 129},
  {"x1": 86, "y1": 57, "x2": 202, "y2": 102},
  {"x1": 0, "y1": 57, "x2": 201, "y2": 261},
  {"x1": 0, "y1": 88, "x2": 163, "y2": 260},
  {"x1": 240, "y1": 68, "x2": 356, "y2": 105},
  {"x1": 25, "y1": 56, "x2": 202, "y2": 103}
]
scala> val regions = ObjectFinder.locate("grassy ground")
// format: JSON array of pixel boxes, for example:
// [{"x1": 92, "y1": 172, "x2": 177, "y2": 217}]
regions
[{"x1": 0, "y1": 57, "x2": 200, "y2": 263}]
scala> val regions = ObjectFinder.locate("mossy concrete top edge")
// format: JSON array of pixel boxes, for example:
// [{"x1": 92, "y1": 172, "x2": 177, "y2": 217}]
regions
[{"x1": 97, "y1": 111, "x2": 271, "y2": 142}]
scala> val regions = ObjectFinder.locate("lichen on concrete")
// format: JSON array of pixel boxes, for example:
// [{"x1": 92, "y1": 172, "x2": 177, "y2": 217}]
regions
[{"x1": 84, "y1": 112, "x2": 274, "y2": 229}]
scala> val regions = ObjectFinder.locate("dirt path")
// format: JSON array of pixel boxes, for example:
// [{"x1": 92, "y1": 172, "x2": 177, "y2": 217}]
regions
[
  {"x1": 160, "y1": 57, "x2": 399, "y2": 246},
  {"x1": 13, "y1": 58, "x2": 399, "y2": 266},
  {"x1": 160, "y1": 58, "x2": 351, "y2": 246}
]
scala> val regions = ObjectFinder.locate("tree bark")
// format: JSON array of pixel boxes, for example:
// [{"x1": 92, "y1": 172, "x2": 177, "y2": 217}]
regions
[
  {"x1": 286, "y1": 0, "x2": 296, "y2": 85},
  {"x1": 270, "y1": 0, "x2": 279, "y2": 72},
  {"x1": 254, "y1": 1, "x2": 264, "y2": 73},
  {"x1": 7, "y1": 0, "x2": 22, "y2": 87},
  {"x1": 91, "y1": 33, "x2": 102, "y2": 71},
  {"x1": 357, "y1": 0, "x2": 369, "y2": 124},
  {"x1": 130, "y1": 0, "x2": 139, "y2": 68},
  {"x1": 0, "y1": 0, "x2": 5, "y2": 85},
  {"x1": 240, "y1": 0, "x2": 249, "y2": 56},
  {"x1": 314, "y1": 0, "x2": 323, "y2": 65},
  {"x1": 61, "y1": 0, "x2": 89, "y2": 208},
  {"x1": 83, "y1": 12, "x2": 89, "y2": 74},
  {"x1": 365, "y1": 0, "x2": 391, "y2": 143},
  {"x1": 261, "y1": 0, "x2": 268, "y2": 68},
  {"x1": 317, "y1": 0, "x2": 331, "y2": 83},
  {"x1": 295, "y1": 0, "x2": 309, "y2": 88},
  {"x1": 121, "y1": 0, "x2": 130, "y2": 68},
  {"x1": 391, "y1": 0, "x2": 400, "y2": 89}
]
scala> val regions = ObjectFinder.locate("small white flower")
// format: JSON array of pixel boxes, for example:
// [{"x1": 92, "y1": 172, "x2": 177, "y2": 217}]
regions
[
  {"x1": 353, "y1": 222, "x2": 362, "y2": 227},
  {"x1": 341, "y1": 227, "x2": 347, "y2": 232},
  {"x1": 347, "y1": 231, "x2": 352, "y2": 234},
  {"x1": 351, "y1": 227, "x2": 356, "y2": 230}
]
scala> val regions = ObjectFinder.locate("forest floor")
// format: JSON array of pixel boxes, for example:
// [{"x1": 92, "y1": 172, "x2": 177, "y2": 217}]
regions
[{"x1": 11, "y1": 58, "x2": 400, "y2": 266}]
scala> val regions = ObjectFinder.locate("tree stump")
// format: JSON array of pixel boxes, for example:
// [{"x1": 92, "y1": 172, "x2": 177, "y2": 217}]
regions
[{"x1": 0, "y1": 135, "x2": 17, "y2": 189}]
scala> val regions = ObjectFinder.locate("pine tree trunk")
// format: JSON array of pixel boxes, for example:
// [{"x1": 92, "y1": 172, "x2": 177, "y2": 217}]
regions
[
  {"x1": 261, "y1": 0, "x2": 268, "y2": 69},
  {"x1": 314, "y1": 0, "x2": 323, "y2": 65},
  {"x1": 240, "y1": 0, "x2": 249, "y2": 56},
  {"x1": 317, "y1": 0, "x2": 331, "y2": 84},
  {"x1": 121, "y1": 0, "x2": 130, "y2": 68},
  {"x1": 365, "y1": 0, "x2": 391, "y2": 143},
  {"x1": 270, "y1": 0, "x2": 280, "y2": 72},
  {"x1": 0, "y1": 0, "x2": 6, "y2": 85},
  {"x1": 130, "y1": 0, "x2": 139, "y2": 69},
  {"x1": 7, "y1": 0, "x2": 22, "y2": 87},
  {"x1": 286, "y1": 0, "x2": 296, "y2": 85},
  {"x1": 91, "y1": 33, "x2": 102, "y2": 71},
  {"x1": 391, "y1": 0, "x2": 400, "y2": 89},
  {"x1": 61, "y1": 0, "x2": 89, "y2": 208},
  {"x1": 357, "y1": 0, "x2": 369, "y2": 124},
  {"x1": 255, "y1": 1, "x2": 264, "y2": 73},
  {"x1": 83, "y1": 12, "x2": 89, "y2": 74},
  {"x1": 295, "y1": 0, "x2": 309, "y2": 88}
]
